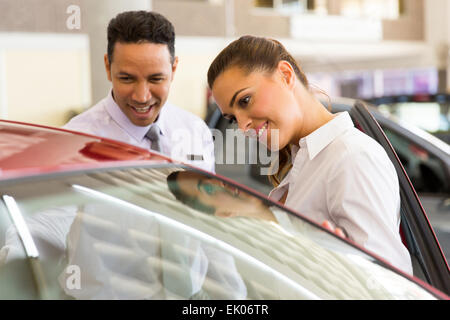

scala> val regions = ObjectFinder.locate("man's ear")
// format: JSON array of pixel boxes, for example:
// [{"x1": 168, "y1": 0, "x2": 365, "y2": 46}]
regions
[
  {"x1": 104, "y1": 54, "x2": 112, "y2": 82},
  {"x1": 171, "y1": 56, "x2": 179, "y2": 81},
  {"x1": 277, "y1": 60, "x2": 296, "y2": 90}
]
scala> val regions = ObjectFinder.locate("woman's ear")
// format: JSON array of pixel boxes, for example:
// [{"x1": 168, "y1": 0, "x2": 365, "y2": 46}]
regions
[{"x1": 277, "y1": 60, "x2": 296, "y2": 90}]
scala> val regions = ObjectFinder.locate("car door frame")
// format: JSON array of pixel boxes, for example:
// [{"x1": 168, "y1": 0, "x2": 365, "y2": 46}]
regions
[{"x1": 349, "y1": 100, "x2": 450, "y2": 294}]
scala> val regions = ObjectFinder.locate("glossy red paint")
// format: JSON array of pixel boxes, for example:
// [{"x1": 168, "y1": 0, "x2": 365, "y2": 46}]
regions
[{"x1": 0, "y1": 120, "x2": 172, "y2": 179}]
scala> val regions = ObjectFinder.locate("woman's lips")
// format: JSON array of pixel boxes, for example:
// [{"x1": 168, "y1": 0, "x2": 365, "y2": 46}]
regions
[{"x1": 256, "y1": 121, "x2": 268, "y2": 139}]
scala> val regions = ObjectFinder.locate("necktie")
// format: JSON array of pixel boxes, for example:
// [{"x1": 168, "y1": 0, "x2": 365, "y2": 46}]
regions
[{"x1": 146, "y1": 124, "x2": 161, "y2": 152}]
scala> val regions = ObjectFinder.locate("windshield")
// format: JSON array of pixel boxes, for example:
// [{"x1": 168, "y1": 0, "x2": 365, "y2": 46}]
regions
[{"x1": 0, "y1": 164, "x2": 439, "y2": 299}]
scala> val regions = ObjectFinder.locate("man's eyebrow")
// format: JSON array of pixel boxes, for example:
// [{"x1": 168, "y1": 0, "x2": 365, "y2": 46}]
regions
[
  {"x1": 229, "y1": 87, "x2": 249, "y2": 107},
  {"x1": 148, "y1": 72, "x2": 166, "y2": 77},
  {"x1": 117, "y1": 71, "x2": 133, "y2": 76},
  {"x1": 116, "y1": 71, "x2": 166, "y2": 77}
]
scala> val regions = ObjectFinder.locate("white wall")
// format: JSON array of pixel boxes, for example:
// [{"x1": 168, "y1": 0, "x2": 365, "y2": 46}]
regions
[
  {"x1": 168, "y1": 37, "x2": 232, "y2": 118},
  {"x1": 0, "y1": 33, "x2": 91, "y2": 126}
]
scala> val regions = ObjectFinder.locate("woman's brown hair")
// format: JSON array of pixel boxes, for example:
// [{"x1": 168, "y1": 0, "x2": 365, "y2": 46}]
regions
[{"x1": 207, "y1": 35, "x2": 309, "y2": 187}]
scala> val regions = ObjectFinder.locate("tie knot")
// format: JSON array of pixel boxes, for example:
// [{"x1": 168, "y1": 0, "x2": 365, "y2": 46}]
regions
[
  {"x1": 146, "y1": 124, "x2": 161, "y2": 152},
  {"x1": 146, "y1": 124, "x2": 160, "y2": 142}
]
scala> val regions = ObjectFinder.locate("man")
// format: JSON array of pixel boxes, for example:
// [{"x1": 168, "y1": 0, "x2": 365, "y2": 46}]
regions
[{"x1": 63, "y1": 11, "x2": 215, "y2": 172}]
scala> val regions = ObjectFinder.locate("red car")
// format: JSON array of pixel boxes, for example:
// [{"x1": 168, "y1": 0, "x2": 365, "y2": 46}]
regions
[{"x1": 0, "y1": 105, "x2": 448, "y2": 300}]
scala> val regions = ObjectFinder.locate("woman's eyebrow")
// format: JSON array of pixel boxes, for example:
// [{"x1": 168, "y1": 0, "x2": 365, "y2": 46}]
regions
[
  {"x1": 229, "y1": 87, "x2": 249, "y2": 107},
  {"x1": 197, "y1": 179, "x2": 203, "y2": 191}
]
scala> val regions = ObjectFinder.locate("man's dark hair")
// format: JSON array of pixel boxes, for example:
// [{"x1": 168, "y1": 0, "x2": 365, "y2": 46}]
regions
[{"x1": 107, "y1": 10, "x2": 175, "y2": 64}]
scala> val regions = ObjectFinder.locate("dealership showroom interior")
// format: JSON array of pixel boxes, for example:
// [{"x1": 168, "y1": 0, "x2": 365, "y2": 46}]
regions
[{"x1": 0, "y1": 0, "x2": 449, "y2": 301}]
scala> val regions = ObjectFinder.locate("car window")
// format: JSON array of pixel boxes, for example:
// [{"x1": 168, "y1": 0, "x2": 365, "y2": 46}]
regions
[
  {"x1": 382, "y1": 126, "x2": 449, "y2": 194},
  {"x1": 0, "y1": 166, "x2": 440, "y2": 299},
  {"x1": 378, "y1": 102, "x2": 450, "y2": 144},
  {"x1": 0, "y1": 200, "x2": 39, "y2": 299}
]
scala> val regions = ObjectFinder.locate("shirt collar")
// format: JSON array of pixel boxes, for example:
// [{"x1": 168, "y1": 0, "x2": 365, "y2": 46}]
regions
[
  {"x1": 154, "y1": 104, "x2": 168, "y2": 137},
  {"x1": 105, "y1": 90, "x2": 167, "y2": 142},
  {"x1": 299, "y1": 111, "x2": 354, "y2": 160}
]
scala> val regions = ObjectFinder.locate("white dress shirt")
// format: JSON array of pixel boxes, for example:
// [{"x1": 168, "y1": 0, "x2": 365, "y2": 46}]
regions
[
  {"x1": 269, "y1": 112, "x2": 412, "y2": 274},
  {"x1": 63, "y1": 91, "x2": 215, "y2": 172}
]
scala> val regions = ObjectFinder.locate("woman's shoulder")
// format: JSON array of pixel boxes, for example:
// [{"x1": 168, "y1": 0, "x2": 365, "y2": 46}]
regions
[
  {"x1": 338, "y1": 127, "x2": 384, "y2": 150},
  {"x1": 328, "y1": 127, "x2": 390, "y2": 164}
]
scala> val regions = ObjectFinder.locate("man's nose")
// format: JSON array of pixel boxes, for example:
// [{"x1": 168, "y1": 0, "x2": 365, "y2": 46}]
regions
[{"x1": 132, "y1": 82, "x2": 151, "y2": 103}]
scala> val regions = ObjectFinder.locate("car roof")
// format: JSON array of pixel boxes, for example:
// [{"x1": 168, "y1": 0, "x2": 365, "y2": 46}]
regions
[
  {"x1": 1, "y1": 120, "x2": 448, "y2": 299},
  {"x1": 0, "y1": 120, "x2": 172, "y2": 179}
]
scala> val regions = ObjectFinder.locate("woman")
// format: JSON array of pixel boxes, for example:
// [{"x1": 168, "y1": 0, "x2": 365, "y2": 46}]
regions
[
  {"x1": 207, "y1": 35, "x2": 412, "y2": 274},
  {"x1": 167, "y1": 170, "x2": 277, "y2": 222}
]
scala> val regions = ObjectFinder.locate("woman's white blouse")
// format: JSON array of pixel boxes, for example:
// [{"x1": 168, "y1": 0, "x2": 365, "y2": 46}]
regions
[{"x1": 269, "y1": 112, "x2": 413, "y2": 275}]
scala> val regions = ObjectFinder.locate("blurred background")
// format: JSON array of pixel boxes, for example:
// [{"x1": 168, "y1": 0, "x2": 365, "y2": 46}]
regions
[
  {"x1": 0, "y1": 0, "x2": 449, "y2": 257},
  {"x1": 0, "y1": 0, "x2": 448, "y2": 132}
]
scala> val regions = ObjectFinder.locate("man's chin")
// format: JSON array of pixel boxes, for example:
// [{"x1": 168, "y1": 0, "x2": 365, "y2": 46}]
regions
[
  {"x1": 130, "y1": 117, "x2": 157, "y2": 127},
  {"x1": 128, "y1": 108, "x2": 162, "y2": 127}
]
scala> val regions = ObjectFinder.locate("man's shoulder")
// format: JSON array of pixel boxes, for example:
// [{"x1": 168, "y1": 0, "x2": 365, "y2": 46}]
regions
[
  {"x1": 164, "y1": 103, "x2": 203, "y2": 120},
  {"x1": 62, "y1": 98, "x2": 110, "y2": 133},
  {"x1": 162, "y1": 103, "x2": 209, "y2": 130}
]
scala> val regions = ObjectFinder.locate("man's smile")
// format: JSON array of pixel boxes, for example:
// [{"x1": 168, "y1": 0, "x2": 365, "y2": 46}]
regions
[{"x1": 128, "y1": 102, "x2": 158, "y2": 116}]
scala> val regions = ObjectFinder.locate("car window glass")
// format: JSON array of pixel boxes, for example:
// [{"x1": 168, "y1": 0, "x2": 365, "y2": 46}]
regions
[
  {"x1": 0, "y1": 166, "x2": 438, "y2": 299},
  {"x1": 0, "y1": 201, "x2": 39, "y2": 299},
  {"x1": 379, "y1": 102, "x2": 450, "y2": 144},
  {"x1": 382, "y1": 126, "x2": 449, "y2": 194}
]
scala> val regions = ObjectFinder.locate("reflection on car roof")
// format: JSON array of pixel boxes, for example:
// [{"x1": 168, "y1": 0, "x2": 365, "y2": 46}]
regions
[{"x1": 60, "y1": 167, "x2": 434, "y2": 299}]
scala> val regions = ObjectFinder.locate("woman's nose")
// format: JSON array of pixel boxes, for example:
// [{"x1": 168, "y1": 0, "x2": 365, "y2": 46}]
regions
[{"x1": 236, "y1": 114, "x2": 252, "y2": 133}]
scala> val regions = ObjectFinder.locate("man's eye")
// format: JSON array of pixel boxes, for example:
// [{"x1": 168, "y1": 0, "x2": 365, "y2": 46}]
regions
[
  {"x1": 119, "y1": 77, "x2": 132, "y2": 82},
  {"x1": 151, "y1": 78, "x2": 165, "y2": 83}
]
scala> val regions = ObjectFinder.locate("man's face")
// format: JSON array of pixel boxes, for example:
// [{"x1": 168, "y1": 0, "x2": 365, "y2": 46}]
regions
[{"x1": 104, "y1": 42, "x2": 178, "y2": 126}]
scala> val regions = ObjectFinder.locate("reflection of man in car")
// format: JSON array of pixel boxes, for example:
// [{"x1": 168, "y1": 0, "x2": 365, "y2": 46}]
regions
[
  {"x1": 63, "y1": 11, "x2": 215, "y2": 172},
  {"x1": 167, "y1": 170, "x2": 277, "y2": 222}
]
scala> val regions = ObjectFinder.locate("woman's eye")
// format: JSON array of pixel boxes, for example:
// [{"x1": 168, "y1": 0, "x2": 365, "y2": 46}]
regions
[
  {"x1": 238, "y1": 96, "x2": 250, "y2": 107},
  {"x1": 202, "y1": 184, "x2": 216, "y2": 195},
  {"x1": 224, "y1": 116, "x2": 236, "y2": 124}
]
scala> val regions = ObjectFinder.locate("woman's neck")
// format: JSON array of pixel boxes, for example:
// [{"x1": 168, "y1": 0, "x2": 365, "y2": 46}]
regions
[{"x1": 292, "y1": 86, "x2": 334, "y2": 144}]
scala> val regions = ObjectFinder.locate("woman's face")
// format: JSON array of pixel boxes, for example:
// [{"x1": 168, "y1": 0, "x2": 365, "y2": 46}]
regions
[
  {"x1": 211, "y1": 64, "x2": 304, "y2": 150},
  {"x1": 175, "y1": 171, "x2": 266, "y2": 218}
]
